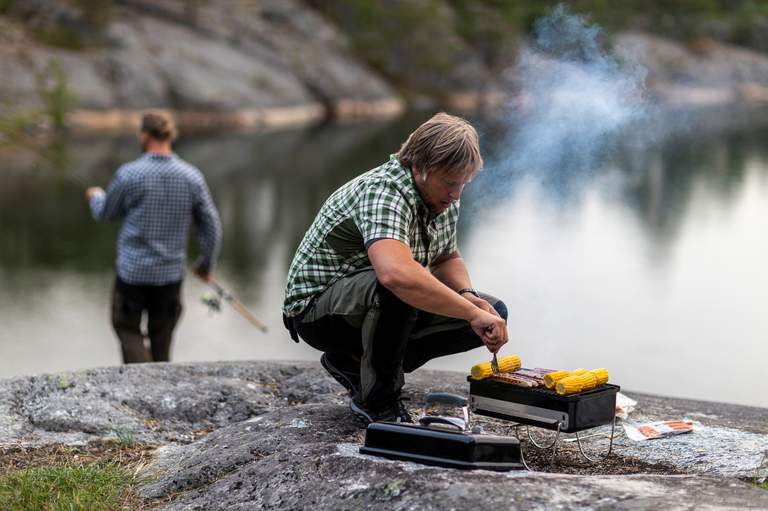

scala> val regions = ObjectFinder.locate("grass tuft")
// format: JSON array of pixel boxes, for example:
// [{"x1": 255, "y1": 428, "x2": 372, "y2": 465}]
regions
[
  {"x1": 0, "y1": 463, "x2": 133, "y2": 510},
  {"x1": 112, "y1": 427, "x2": 136, "y2": 448},
  {"x1": 0, "y1": 441, "x2": 153, "y2": 510}
]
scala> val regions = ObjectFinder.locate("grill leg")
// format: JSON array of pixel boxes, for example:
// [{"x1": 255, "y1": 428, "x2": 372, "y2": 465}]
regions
[
  {"x1": 518, "y1": 442, "x2": 533, "y2": 471},
  {"x1": 575, "y1": 415, "x2": 616, "y2": 463},
  {"x1": 527, "y1": 422, "x2": 561, "y2": 449},
  {"x1": 526, "y1": 422, "x2": 562, "y2": 466}
]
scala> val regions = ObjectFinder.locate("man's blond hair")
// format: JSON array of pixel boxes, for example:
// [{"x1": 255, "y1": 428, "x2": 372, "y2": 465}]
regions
[
  {"x1": 397, "y1": 112, "x2": 483, "y2": 179},
  {"x1": 141, "y1": 111, "x2": 178, "y2": 142}
]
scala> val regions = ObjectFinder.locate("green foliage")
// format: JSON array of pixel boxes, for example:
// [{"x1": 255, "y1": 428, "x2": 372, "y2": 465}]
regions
[
  {"x1": 382, "y1": 478, "x2": 405, "y2": 499},
  {"x1": 312, "y1": 0, "x2": 465, "y2": 93},
  {"x1": 111, "y1": 427, "x2": 136, "y2": 448},
  {"x1": 26, "y1": 1, "x2": 113, "y2": 48},
  {"x1": 182, "y1": 0, "x2": 208, "y2": 23},
  {"x1": 309, "y1": 0, "x2": 768, "y2": 92},
  {"x1": 33, "y1": 27, "x2": 85, "y2": 50},
  {"x1": 0, "y1": 107, "x2": 39, "y2": 141},
  {"x1": 0, "y1": 0, "x2": 15, "y2": 15},
  {"x1": 0, "y1": 463, "x2": 133, "y2": 510},
  {"x1": 447, "y1": 0, "x2": 539, "y2": 70},
  {"x1": 56, "y1": 375, "x2": 72, "y2": 390},
  {"x1": 755, "y1": 452, "x2": 768, "y2": 489},
  {"x1": 71, "y1": 0, "x2": 114, "y2": 29},
  {"x1": 35, "y1": 59, "x2": 76, "y2": 132}
]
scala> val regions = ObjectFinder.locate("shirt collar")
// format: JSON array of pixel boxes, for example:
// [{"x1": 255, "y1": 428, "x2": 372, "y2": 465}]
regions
[
  {"x1": 389, "y1": 154, "x2": 432, "y2": 216},
  {"x1": 144, "y1": 152, "x2": 175, "y2": 160},
  {"x1": 389, "y1": 154, "x2": 453, "y2": 222}
]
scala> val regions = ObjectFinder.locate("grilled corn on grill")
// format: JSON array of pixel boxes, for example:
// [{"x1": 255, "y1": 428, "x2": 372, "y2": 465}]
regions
[{"x1": 469, "y1": 377, "x2": 620, "y2": 433}]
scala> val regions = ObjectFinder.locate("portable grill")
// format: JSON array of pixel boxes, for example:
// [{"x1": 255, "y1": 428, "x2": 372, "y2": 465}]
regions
[
  {"x1": 360, "y1": 392, "x2": 526, "y2": 471},
  {"x1": 469, "y1": 377, "x2": 620, "y2": 463}
]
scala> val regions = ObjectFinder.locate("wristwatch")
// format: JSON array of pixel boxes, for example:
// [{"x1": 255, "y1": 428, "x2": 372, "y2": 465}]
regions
[{"x1": 458, "y1": 287, "x2": 480, "y2": 298}]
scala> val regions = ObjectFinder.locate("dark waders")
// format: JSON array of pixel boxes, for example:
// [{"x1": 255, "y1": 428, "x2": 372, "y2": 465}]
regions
[{"x1": 111, "y1": 277, "x2": 183, "y2": 363}]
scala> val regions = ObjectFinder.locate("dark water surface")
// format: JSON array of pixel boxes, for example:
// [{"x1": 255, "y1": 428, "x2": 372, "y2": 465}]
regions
[{"x1": 2, "y1": 110, "x2": 767, "y2": 408}]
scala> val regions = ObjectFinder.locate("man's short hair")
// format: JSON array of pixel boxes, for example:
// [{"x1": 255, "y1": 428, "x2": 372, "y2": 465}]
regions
[
  {"x1": 397, "y1": 112, "x2": 483, "y2": 179},
  {"x1": 141, "y1": 111, "x2": 178, "y2": 142}
]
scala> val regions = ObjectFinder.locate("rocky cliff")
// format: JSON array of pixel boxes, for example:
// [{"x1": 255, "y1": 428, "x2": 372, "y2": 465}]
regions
[{"x1": 3, "y1": 1, "x2": 768, "y2": 133}]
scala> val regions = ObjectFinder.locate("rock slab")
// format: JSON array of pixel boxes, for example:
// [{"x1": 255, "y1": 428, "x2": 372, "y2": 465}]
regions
[{"x1": 1, "y1": 361, "x2": 766, "y2": 510}]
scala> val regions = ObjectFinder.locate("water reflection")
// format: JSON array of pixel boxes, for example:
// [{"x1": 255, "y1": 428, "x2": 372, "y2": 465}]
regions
[{"x1": 1, "y1": 109, "x2": 767, "y2": 407}]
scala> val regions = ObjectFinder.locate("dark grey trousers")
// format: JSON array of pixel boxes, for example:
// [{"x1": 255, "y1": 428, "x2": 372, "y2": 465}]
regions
[
  {"x1": 111, "y1": 277, "x2": 183, "y2": 363},
  {"x1": 291, "y1": 269, "x2": 507, "y2": 408}
]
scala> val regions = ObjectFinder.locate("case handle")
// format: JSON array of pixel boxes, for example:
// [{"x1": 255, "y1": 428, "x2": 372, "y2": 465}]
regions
[
  {"x1": 422, "y1": 392, "x2": 470, "y2": 432},
  {"x1": 418, "y1": 416, "x2": 466, "y2": 431}
]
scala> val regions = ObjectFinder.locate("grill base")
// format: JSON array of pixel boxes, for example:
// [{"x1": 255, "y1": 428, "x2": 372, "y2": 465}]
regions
[{"x1": 360, "y1": 422, "x2": 525, "y2": 471}]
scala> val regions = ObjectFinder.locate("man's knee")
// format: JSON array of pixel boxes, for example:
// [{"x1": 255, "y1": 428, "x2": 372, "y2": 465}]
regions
[
  {"x1": 493, "y1": 299, "x2": 508, "y2": 321},
  {"x1": 111, "y1": 303, "x2": 142, "y2": 333},
  {"x1": 375, "y1": 281, "x2": 416, "y2": 317},
  {"x1": 479, "y1": 291, "x2": 508, "y2": 321}
]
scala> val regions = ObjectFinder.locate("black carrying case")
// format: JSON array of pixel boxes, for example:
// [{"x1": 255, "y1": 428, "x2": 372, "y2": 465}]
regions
[
  {"x1": 469, "y1": 378, "x2": 620, "y2": 433},
  {"x1": 360, "y1": 422, "x2": 524, "y2": 471}
]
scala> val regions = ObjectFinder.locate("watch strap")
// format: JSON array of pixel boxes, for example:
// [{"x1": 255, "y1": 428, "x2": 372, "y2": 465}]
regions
[{"x1": 458, "y1": 287, "x2": 480, "y2": 297}]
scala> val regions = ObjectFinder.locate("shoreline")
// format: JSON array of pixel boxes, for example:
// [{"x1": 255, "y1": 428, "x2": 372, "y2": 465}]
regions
[{"x1": 31, "y1": 83, "x2": 768, "y2": 136}]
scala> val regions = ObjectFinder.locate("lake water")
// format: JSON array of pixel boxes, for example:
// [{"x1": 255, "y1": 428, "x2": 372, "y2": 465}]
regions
[{"x1": 1, "y1": 109, "x2": 767, "y2": 409}]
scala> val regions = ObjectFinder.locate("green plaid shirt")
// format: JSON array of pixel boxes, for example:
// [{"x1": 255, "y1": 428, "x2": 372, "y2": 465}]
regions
[{"x1": 283, "y1": 154, "x2": 460, "y2": 317}]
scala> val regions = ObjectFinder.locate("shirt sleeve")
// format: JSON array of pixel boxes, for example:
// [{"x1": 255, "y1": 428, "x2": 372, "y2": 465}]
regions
[
  {"x1": 192, "y1": 177, "x2": 222, "y2": 272},
  {"x1": 352, "y1": 180, "x2": 412, "y2": 248},
  {"x1": 90, "y1": 167, "x2": 128, "y2": 222}
]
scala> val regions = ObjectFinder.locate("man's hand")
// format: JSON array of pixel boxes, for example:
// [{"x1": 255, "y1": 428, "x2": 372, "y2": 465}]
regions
[
  {"x1": 462, "y1": 293, "x2": 500, "y2": 317},
  {"x1": 468, "y1": 308, "x2": 508, "y2": 354},
  {"x1": 86, "y1": 187, "x2": 104, "y2": 201},
  {"x1": 193, "y1": 266, "x2": 212, "y2": 283}
]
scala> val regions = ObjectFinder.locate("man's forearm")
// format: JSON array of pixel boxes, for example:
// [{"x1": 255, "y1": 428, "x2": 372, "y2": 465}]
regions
[
  {"x1": 430, "y1": 252, "x2": 472, "y2": 292},
  {"x1": 377, "y1": 259, "x2": 478, "y2": 321}
]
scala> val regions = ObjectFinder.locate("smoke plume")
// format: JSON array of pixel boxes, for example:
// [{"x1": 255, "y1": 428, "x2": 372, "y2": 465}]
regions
[{"x1": 478, "y1": 4, "x2": 650, "y2": 200}]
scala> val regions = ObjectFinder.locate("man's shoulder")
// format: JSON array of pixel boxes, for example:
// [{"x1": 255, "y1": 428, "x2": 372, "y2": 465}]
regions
[
  {"x1": 114, "y1": 157, "x2": 147, "y2": 182},
  {"x1": 353, "y1": 158, "x2": 411, "y2": 194}
]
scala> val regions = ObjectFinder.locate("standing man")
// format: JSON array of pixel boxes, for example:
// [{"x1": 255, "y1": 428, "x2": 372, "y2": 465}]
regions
[
  {"x1": 86, "y1": 111, "x2": 222, "y2": 363},
  {"x1": 283, "y1": 113, "x2": 508, "y2": 425}
]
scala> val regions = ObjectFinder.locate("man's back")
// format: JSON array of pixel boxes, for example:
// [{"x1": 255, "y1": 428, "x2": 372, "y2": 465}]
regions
[
  {"x1": 283, "y1": 154, "x2": 459, "y2": 318},
  {"x1": 90, "y1": 153, "x2": 221, "y2": 286}
]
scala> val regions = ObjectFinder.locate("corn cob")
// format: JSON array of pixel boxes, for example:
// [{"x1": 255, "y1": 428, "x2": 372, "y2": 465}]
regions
[
  {"x1": 497, "y1": 354, "x2": 522, "y2": 373},
  {"x1": 578, "y1": 372, "x2": 598, "y2": 391},
  {"x1": 571, "y1": 368, "x2": 587, "y2": 375},
  {"x1": 590, "y1": 368, "x2": 609, "y2": 386},
  {"x1": 555, "y1": 374, "x2": 583, "y2": 395},
  {"x1": 470, "y1": 354, "x2": 522, "y2": 379},
  {"x1": 543, "y1": 370, "x2": 571, "y2": 389}
]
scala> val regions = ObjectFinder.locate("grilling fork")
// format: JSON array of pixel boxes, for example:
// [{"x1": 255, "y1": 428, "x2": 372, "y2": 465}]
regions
[
  {"x1": 486, "y1": 324, "x2": 500, "y2": 373},
  {"x1": 491, "y1": 352, "x2": 500, "y2": 373}
]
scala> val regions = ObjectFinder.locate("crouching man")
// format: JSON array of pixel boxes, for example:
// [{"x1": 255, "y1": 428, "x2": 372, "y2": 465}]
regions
[{"x1": 283, "y1": 113, "x2": 508, "y2": 425}]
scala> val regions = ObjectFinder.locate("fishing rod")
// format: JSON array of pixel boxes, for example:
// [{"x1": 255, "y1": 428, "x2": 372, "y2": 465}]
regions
[
  {"x1": 200, "y1": 277, "x2": 269, "y2": 333},
  {"x1": 61, "y1": 170, "x2": 89, "y2": 189}
]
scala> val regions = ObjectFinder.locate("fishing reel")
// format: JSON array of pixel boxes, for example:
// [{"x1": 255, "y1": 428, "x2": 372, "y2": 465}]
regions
[{"x1": 201, "y1": 291, "x2": 222, "y2": 314}]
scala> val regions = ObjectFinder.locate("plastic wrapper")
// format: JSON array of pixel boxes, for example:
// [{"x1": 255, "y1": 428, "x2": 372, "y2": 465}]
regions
[
  {"x1": 623, "y1": 419, "x2": 694, "y2": 441},
  {"x1": 615, "y1": 392, "x2": 637, "y2": 419}
]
